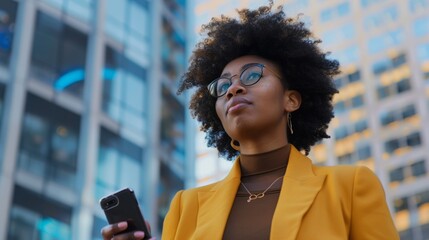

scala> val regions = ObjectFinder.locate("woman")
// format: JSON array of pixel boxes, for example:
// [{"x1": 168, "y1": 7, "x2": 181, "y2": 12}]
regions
[{"x1": 102, "y1": 4, "x2": 400, "y2": 240}]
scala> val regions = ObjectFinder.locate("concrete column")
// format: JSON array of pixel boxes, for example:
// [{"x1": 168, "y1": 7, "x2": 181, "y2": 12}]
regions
[
  {"x1": 143, "y1": 0, "x2": 162, "y2": 236},
  {"x1": 0, "y1": 0, "x2": 36, "y2": 238},
  {"x1": 71, "y1": 1, "x2": 105, "y2": 239}
]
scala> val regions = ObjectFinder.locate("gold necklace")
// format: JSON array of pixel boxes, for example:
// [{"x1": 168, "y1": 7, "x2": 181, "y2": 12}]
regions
[{"x1": 240, "y1": 176, "x2": 283, "y2": 203}]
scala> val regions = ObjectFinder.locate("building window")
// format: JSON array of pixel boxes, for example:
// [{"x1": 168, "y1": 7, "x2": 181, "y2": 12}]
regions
[
  {"x1": 363, "y1": 5, "x2": 398, "y2": 31},
  {"x1": 161, "y1": 87, "x2": 185, "y2": 164},
  {"x1": 390, "y1": 167, "x2": 404, "y2": 183},
  {"x1": 40, "y1": 0, "x2": 93, "y2": 23},
  {"x1": 95, "y1": 127, "x2": 144, "y2": 202},
  {"x1": 162, "y1": 17, "x2": 186, "y2": 85},
  {"x1": 380, "y1": 104, "x2": 417, "y2": 126},
  {"x1": 320, "y1": 2, "x2": 350, "y2": 22},
  {"x1": 368, "y1": 29, "x2": 404, "y2": 54},
  {"x1": 394, "y1": 197, "x2": 409, "y2": 212},
  {"x1": 411, "y1": 161, "x2": 426, "y2": 177},
  {"x1": 0, "y1": 0, "x2": 18, "y2": 67},
  {"x1": 384, "y1": 132, "x2": 422, "y2": 154},
  {"x1": 409, "y1": 0, "x2": 429, "y2": 12},
  {"x1": 417, "y1": 42, "x2": 429, "y2": 62},
  {"x1": 377, "y1": 78, "x2": 411, "y2": 100},
  {"x1": 103, "y1": 46, "x2": 148, "y2": 135},
  {"x1": 389, "y1": 159, "x2": 426, "y2": 185},
  {"x1": 30, "y1": 11, "x2": 88, "y2": 97},
  {"x1": 18, "y1": 94, "x2": 80, "y2": 189},
  {"x1": 105, "y1": 0, "x2": 150, "y2": 65},
  {"x1": 0, "y1": 83, "x2": 5, "y2": 128},
  {"x1": 8, "y1": 185, "x2": 72, "y2": 240}
]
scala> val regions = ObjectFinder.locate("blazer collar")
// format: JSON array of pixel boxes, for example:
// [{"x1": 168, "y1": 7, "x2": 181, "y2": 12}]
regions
[{"x1": 194, "y1": 145, "x2": 326, "y2": 240}]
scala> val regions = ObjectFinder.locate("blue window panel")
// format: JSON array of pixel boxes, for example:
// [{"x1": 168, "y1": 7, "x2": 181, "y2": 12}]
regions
[{"x1": 414, "y1": 17, "x2": 429, "y2": 37}]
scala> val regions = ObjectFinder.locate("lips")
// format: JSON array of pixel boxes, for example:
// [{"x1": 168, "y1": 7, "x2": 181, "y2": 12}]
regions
[{"x1": 226, "y1": 97, "x2": 252, "y2": 115}]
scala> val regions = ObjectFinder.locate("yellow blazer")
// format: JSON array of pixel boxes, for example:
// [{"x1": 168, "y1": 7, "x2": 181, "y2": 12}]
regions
[{"x1": 162, "y1": 146, "x2": 399, "y2": 239}]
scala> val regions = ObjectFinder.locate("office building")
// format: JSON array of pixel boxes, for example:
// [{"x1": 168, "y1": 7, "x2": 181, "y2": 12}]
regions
[
  {"x1": 193, "y1": 0, "x2": 429, "y2": 239},
  {"x1": 0, "y1": 0, "x2": 194, "y2": 239}
]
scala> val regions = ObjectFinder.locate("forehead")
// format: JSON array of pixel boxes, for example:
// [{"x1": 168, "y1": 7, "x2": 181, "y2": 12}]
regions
[{"x1": 221, "y1": 55, "x2": 277, "y2": 74}]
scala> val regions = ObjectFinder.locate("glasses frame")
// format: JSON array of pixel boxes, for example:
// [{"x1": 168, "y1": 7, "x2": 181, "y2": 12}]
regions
[{"x1": 207, "y1": 63, "x2": 281, "y2": 98}]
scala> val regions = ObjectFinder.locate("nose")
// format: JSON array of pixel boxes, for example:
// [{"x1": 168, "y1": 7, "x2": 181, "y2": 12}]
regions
[{"x1": 226, "y1": 76, "x2": 246, "y2": 99}]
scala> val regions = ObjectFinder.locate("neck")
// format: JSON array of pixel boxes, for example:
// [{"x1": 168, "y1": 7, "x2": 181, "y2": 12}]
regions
[{"x1": 239, "y1": 144, "x2": 290, "y2": 176}]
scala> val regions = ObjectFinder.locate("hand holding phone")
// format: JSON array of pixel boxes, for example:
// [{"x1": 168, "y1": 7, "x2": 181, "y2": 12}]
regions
[{"x1": 100, "y1": 188, "x2": 152, "y2": 240}]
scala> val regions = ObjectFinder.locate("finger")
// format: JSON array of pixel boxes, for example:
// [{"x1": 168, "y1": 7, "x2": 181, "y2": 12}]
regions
[{"x1": 101, "y1": 221, "x2": 128, "y2": 239}]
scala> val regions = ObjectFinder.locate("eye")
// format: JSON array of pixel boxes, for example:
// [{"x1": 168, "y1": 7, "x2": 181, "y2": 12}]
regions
[
  {"x1": 217, "y1": 80, "x2": 231, "y2": 95},
  {"x1": 242, "y1": 68, "x2": 262, "y2": 85}
]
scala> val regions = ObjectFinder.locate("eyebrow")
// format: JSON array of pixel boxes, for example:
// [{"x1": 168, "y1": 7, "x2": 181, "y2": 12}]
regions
[{"x1": 220, "y1": 63, "x2": 259, "y2": 78}]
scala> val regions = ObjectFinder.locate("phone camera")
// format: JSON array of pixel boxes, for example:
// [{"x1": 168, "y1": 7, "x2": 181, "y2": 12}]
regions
[{"x1": 102, "y1": 196, "x2": 119, "y2": 209}]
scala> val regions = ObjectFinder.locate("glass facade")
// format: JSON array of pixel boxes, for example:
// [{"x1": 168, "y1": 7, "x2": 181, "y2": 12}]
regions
[
  {"x1": 0, "y1": 0, "x2": 192, "y2": 239},
  {"x1": 95, "y1": 127, "x2": 144, "y2": 202},
  {"x1": 105, "y1": 0, "x2": 150, "y2": 66},
  {"x1": 0, "y1": 83, "x2": 5, "y2": 129},
  {"x1": 8, "y1": 186, "x2": 72, "y2": 240},
  {"x1": 156, "y1": 0, "x2": 189, "y2": 233},
  {"x1": 40, "y1": 0, "x2": 93, "y2": 23},
  {"x1": 0, "y1": 0, "x2": 18, "y2": 67},
  {"x1": 30, "y1": 11, "x2": 88, "y2": 97},
  {"x1": 103, "y1": 46, "x2": 148, "y2": 138},
  {"x1": 17, "y1": 94, "x2": 80, "y2": 189}
]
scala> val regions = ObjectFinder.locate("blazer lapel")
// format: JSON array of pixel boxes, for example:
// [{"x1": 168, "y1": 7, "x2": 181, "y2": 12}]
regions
[
  {"x1": 271, "y1": 146, "x2": 326, "y2": 240},
  {"x1": 194, "y1": 159, "x2": 241, "y2": 239}
]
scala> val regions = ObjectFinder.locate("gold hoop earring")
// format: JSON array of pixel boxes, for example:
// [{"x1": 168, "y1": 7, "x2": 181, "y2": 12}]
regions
[
  {"x1": 230, "y1": 140, "x2": 240, "y2": 151},
  {"x1": 288, "y1": 112, "x2": 294, "y2": 135}
]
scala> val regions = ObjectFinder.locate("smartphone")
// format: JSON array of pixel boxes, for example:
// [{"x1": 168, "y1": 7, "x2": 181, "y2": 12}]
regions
[{"x1": 100, "y1": 188, "x2": 152, "y2": 239}]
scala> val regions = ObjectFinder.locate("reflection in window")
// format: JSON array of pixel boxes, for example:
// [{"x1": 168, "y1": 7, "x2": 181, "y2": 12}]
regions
[
  {"x1": 103, "y1": 46, "x2": 147, "y2": 135},
  {"x1": 96, "y1": 128, "x2": 143, "y2": 201},
  {"x1": 0, "y1": 0, "x2": 18, "y2": 66},
  {"x1": 8, "y1": 185, "x2": 72, "y2": 240},
  {"x1": 30, "y1": 11, "x2": 88, "y2": 97},
  {"x1": 18, "y1": 94, "x2": 80, "y2": 189},
  {"x1": 105, "y1": 0, "x2": 150, "y2": 65},
  {"x1": 40, "y1": 0, "x2": 93, "y2": 23}
]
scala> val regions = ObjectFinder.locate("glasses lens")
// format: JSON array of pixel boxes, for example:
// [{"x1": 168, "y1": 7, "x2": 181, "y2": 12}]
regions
[
  {"x1": 240, "y1": 65, "x2": 263, "y2": 86},
  {"x1": 215, "y1": 78, "x2": 231, "y2": 97}
]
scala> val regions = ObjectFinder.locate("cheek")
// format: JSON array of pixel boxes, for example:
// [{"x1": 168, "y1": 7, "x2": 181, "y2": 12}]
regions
[{"x1": 215, "y1": 101, "x2": 224, "y2": 122}]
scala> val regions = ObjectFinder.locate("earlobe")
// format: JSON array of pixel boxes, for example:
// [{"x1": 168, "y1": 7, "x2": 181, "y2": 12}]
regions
[{"x1": 284, "y1": 90, "x2": 302, "y2": 112}]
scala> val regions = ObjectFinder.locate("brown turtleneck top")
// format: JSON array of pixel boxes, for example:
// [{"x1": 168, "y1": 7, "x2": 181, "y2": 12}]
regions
[{"x1": 223, "y1": 144, "x2": 290, "y2": 240}]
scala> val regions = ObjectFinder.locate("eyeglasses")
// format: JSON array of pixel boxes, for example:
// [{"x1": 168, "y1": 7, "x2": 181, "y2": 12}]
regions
[{"x1": 207, "y1": 63, "x2": 281, "y2": 98}]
